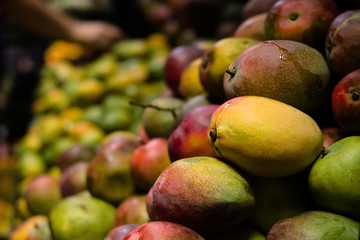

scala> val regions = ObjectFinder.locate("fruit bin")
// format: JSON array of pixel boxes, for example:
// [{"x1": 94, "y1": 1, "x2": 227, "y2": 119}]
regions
[{"x1": 1, "y1": 0, "x2": 360, "y2": 239}]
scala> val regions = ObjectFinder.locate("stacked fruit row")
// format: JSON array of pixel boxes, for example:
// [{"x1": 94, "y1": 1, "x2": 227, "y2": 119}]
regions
[{"x1": 5, "y1": 0, "x2": 360, "y2": 239}]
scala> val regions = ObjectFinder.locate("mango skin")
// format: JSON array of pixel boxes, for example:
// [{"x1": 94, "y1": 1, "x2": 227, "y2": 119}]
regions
[
  {"x1": 264, "y1": 0, "x2": 339, "y2": 50},
  {"x1": 223, "y1": 40, "x2": 331, "y2": 113},
  {"x1": 49, "y1": 194, "x2": 116, "y2": 240},
  {"x1": 325, "y1": 10, "x2": 360, "y2": 77},
  {"x1": 208, "y1": 96, "x2": 323, "y2": 178},
  {"x1": 168, "y1": 104, "x2": 220, "y2": 162},
  {"x1": 266, "y1": 211, "x2": 360, "y2": 240},
  {"x1": 149, "y1": 156, "x2": 255, "y2": 234},
  {"x1": 308, "y1": 136, "x2": 360, "y2": 219},
  {"x1": 123, "y1": 221, "x2": 205, "y2": 240}
]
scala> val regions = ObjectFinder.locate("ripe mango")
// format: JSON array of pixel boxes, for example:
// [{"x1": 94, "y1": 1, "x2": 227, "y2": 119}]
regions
[
  {"x1": 148, "y1": 156, "x2": 255, "y2": 234},
  {"x1": 208, "y1": 96, "x2": 323, "y2": 178},
  {"x1": 223, "y1": 40, "x2": 331, "y2": 113}
]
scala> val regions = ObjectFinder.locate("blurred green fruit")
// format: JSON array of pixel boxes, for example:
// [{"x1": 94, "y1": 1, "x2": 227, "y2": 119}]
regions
[
  {"x1": 112, "y1": 39, "x2": 149, "y2": 59},
  {"x1": 49, "y1": 194, "x2": 116, "y2": 240},
  {"x1": 309, "y1": 136, "x2": 360, "y2": 219},
  {"x1": 142, "y1": 97, "x2": 184, "y2": 139},
  {"x1": 18, "y1": 151, "x2": 46, "y2": 178}
]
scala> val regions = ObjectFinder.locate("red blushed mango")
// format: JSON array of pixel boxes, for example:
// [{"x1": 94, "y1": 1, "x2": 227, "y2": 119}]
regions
[
  {"x1": 123, "y1": 221, "x2": 205, "y2": 240},
  {"x1": 223, "y1": 40, "x2": 331, "y2": 113},
  {"x1": 331, "y1": 69, "x2": 360, "y2": 134},
  {"x1": 60, "y1": 161, "x2": 88, "y2": 197},
  {"x1": 114, "y1": 195, "x2": 150, "y2": 227},
  {"x1": 24, "y1": 174, "x2": 62, "y2": 215},
  {"x1": 130, "y1": 138, "x2": 171, "y2": 191},
  {"x1": 265, "y1": 0, "x2": 339, "y2": 50},
  {"x1": 168, "y1": 105, "x2": 219, "y2": 162},
  {"x1": 149, "y1": 157, "x2": 255, "y2": 234},
  {"x1": 326, "y1": 10, "x2": 360, "y2": 77}
]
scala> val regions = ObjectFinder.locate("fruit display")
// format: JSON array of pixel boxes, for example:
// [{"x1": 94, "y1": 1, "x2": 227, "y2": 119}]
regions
[{"x1": 1, "y1": 0, "x2": 360, "y2": 239}]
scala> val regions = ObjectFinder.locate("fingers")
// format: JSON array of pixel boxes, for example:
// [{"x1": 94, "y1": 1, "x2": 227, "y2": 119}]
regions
[{"x1": 70, "y1": 21, "x2": 125, "y2": 51}]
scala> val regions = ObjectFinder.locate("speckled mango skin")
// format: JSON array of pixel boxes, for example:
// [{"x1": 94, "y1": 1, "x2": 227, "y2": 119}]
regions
[
  {"x1": 149, "y1": 156, "x2": 255, "y2": 234},
  {"x1": 223, "y1": 40, "x2": 331, "y2": 113},
  {"x1": 266, "y1": 211, "x2": 360, "y2": 240},
  {"x1": 208, "y1": 96, "x2": 323, "y2": 178}
]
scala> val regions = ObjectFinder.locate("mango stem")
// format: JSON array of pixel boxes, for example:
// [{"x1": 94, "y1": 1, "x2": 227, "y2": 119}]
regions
[
  {"x1": 129, "y1": 101, "x2": 177, "y2": 118},
  {"x1": 225, "y1": 67, "x2": 237, "y2": 78}
]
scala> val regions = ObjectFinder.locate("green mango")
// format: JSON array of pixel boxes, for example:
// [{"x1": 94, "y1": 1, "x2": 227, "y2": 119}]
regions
[
  {"x1": 266, "y1": 211, "x2": 360, "y2": 240},
  {"x1": 309, "y1": 136, "x2": 360, "y2": 219}
]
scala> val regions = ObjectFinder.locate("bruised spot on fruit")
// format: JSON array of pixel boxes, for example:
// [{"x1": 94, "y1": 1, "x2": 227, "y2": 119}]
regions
[
  {"x1": 209, "y1": 128, "x2": 217, "y2": 143},
  {"x1": 79, "y1": 204, "x2": 88, "y2": 212},
  {"x1": 288, "y1": 12, "x2": 299, "y2": 21}
]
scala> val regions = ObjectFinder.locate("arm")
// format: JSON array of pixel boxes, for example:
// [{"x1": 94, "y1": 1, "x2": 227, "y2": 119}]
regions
[{"x1": 0, "y1": 0, "x2": 124, "y2": 49}]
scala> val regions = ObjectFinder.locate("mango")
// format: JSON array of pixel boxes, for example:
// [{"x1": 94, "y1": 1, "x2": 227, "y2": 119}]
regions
[
  {"x1": 325, "y1": 10, "x2": 360, "y2": 77},
  {"x1": 148, "y1": 156, "x2": 255, "y2": 234},
  {"x1": 49, "y1": 194, "x2": 116, "y2": 240},
  {"x1": 59, "y1": 162, "x2": 88, "y2": 197},
  {"x1": 178, "y1": 57, "x2": 206, "y2": 99},
  {"x1": 308, "y1": 136, "x2": 360, "y2": 219},
  {"x1": 123, "y1": 221, "x2": 205, "y2": 240},
  {"x1": 266, "y1": 211, "x2": 360, "y2": 240},
  {"x1": 208, "y1": 96, "x2": 323, "y2": 178},
  {"x1": 246, "y1": 171, "x2": 312, "y2": 233},
  {"x1": 105, "y1": 224, "x2": 140, "y2": 240},
  {"x1": 24, "y1": 174, "x2": 62, "y2": 215},
  {"x1": 9, "y1": 215, "x2": 49, "y2": 240},
  {"x1": 168, "y1": 105, "x2": 219, "y2": 161},
  {"x1": 142, "y1": 96, "x2": 184, "y2": 139},
  {"x1": 86, "y1": 139, "x2": 139, "y2": 205},
  {"x1": 223, "y1": 40, "x2": 331, "y2": 113},
  {"x1": 114, "y1": 194, "x2": 150, "y2": 226},
  {"x1": 199, "y1": 37, "x2": 259, "y2": 101},
  {"x1": 130, "y1": 138, "x2": 171, "y2": 191}
]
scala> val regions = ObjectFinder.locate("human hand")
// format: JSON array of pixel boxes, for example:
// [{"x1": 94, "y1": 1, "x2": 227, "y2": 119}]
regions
[{"x1": 69, "y1": 21, "x2": 124, "y2": 50}]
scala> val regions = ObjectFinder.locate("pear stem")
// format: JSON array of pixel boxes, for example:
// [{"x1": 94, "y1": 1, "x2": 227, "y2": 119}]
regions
[{"x1": 129, "y1": 101, "x2": 177, "y2": 118}]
